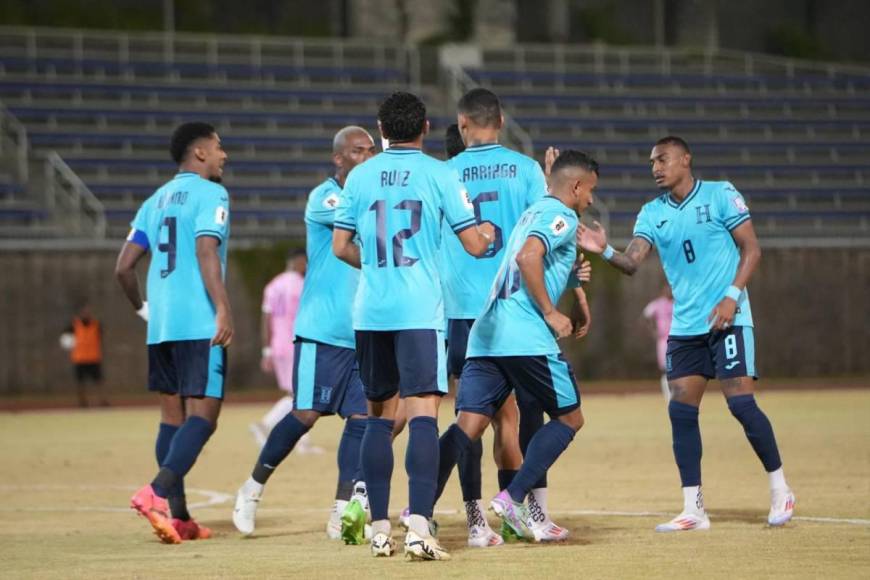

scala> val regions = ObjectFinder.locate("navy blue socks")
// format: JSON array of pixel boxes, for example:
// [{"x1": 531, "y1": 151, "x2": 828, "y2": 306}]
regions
[
  {"x1": 336, "y1": 417, "x2": 366, "y2": 499},
  {"x1": 727, "y1": 394, "x2": 783, "y2": 472},
  {"x1": 406, "y1": 416, "x2": 439, "y2": 519},
  {"x1": 669, "y1": 400, "x2": 702, "y2": 487},
  {"x1": 252, "y1": 413, "x2": 310, "y2": 484},
  {"x1": 498, "y1": 469, "x2": 518, "y2": 491},
  {"x1": 457, "y1": 437, "x2": 483, "y2": 502},
  {"x1": 361, "y1": 417, "x2": 395, "y2": 521},
  {"x1": 155, "y1": 422, "x2": 189, "y2": 520},
  {"x1": 520, "y1": 401, "x2": 548, "y2": 489},
  {"x1": 435, "y1": 423, "x2": 473, "y2": 503},
  {"x1": 152, "y1": 416, "x2": 214, "y2": 498},
  {"x1": 507, "y1": 420, "x2": 575, "y2": 503}
]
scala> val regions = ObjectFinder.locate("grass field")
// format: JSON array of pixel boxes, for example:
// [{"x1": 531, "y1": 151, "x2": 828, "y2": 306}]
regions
[{"x1": 1, "y1": 389, "x2": 868, "y2": 579}]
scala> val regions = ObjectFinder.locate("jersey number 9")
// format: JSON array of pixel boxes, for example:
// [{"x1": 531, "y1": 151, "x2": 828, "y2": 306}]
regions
[{"x1": 158, "y1": 216, "x2": 177, "y2": 278}]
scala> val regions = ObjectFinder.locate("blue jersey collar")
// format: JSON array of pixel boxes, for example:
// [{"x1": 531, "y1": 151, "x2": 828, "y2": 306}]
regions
[
  {"x1": 666, "y1": 179, "x2": 702, "y2": 209},
  {"x1": 464, "y1": 143, "x2": 501, "y2": 152},
  {"x1": 174, "y1": 171, "x2": 197, "y2": 179},
  {"x1": 385, "y1": 147, "x2": 422, "y2": 154}
]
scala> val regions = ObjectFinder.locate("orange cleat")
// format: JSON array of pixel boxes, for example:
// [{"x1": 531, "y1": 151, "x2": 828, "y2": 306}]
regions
[
  {"x1": 130, "y1": 484, "x2": 182, "y2": 544},
  {"x1": 172, "y1": 518, "x2": 213, "y2": 540}
]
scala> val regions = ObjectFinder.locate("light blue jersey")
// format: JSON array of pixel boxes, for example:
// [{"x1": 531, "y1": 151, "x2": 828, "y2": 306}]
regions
[
  {"x1": 442, "y1": 143, "x2": 547, "y2": 319},
  {"x1": 633, "y1": 179, "x2": 754, "y2": 336},
  {"x1": 335, "y1": 147, "x2": 476, "y2": 331},
  {"x1": 293, "y1": 177, "x2": 360, "y2": 349},
  {"x1": 129, "y1": 172, "x2": 230, "y2": 344},
  {"x1": 467, "y1": 196, "x2": 578, "y2": 357}
]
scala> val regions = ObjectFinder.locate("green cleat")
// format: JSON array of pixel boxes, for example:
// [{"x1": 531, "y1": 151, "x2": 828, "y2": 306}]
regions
[
  {"x1": 500, "y1": 520, "x2": 522, "y2": 542},
  {"x1": 340, "y1": 499, "x2": 367, "y2": 545}
]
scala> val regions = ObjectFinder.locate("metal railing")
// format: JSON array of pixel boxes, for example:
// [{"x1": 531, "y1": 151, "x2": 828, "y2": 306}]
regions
[
  {"x1": 43, "y1": 151, "x2": 105, "y2": 238},
  {"x1": 0, "y1": 104, "x2": 29, "y2": 183}
]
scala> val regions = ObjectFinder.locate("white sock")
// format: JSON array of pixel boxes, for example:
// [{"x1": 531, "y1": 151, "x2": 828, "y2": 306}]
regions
[
  {"x1": 682, "y1": 485, "x2": 704, "y2": 514},
  {"x1": 243, "y1": 477, "x2": 265, "y2": 497},
  {"x1": 408, "y1": 514, "x2": 431, "y2": 538},
  {"x1": 530, "y1": 487, "x2": 550, "y2": 519},
  {"x1": 768, "y1": 467, "x2": 788, "y2": 492},
  {"x1": 331, "y1": 500, "x2": 348, "y2": 524},
  {"x1": 262, "y1": 396, "x2": 295, "y2": 431},
  {"x1": 371, "y1": 519, "x2": 391, "y2": 536}
]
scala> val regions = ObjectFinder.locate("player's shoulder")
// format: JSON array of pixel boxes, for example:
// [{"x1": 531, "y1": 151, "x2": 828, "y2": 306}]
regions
[
  {"x1": 535, "y1": 197, "x2": 577, "y2": 224},
  {"x1": 188, "y1": 175, "x2": 229, "y2": 197},
  {"x1": 308, "y1": 177, "x2": 341, "y2": 204},
  {"x1": 699, "y1": 179, "x2": 740, "y2": 196}
]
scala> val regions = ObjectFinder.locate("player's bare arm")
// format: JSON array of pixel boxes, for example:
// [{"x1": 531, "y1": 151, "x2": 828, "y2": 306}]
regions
[
  {"x1": 457, "y1": 221, "x2": 496, "y2": 257},
  {"x1": 708, "y1": 219, "x2": 762, "y2": 330},
  {"x1": 572, "y1": 286, "x2": 591, "y2": 338},
  {"x1": 577, "y1": 220, "x2": 652, "y2": 276},
  {"x1": 196, "y1": 235, "x2": 233, "y2": 346},
  {"x1": 332, "y1": 228, "x2": 361, "y2": 268},
  {"x1": 515, "y1": 236, "x2": 572, "y2": 339},
  {"x1": 114, "y1": 241, "x2": 147, "y2": 311},
  {"x1": 544, "y1": 146, "x2": 561, "y2": 177}
]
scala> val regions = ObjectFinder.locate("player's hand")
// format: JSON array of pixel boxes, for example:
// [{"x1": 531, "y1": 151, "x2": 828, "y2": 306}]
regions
[
  {"x1": 544, "y1": 310, "x2": 573, "y2": 339},
  {"x1": 577, "y1": 221, "x2": 608, "y2": 254},
  {"x1": 478, "y1": 221, "x2": 496, "y2": 244},
  {"x1": 576, "y1": 253, "x2": 592, "y2": 283},
  {"x1": 212, "y1": 309, "x2": 234, "y2": 347},
  {"x1": 260, "y1": 354, "x2": 274, "y2": 373},
  {"x1": 574, "y1": 318, "x2": 591, "y2": 339},
  {"x1": 708, "y1": 297, "x2": 737, "y2": 331},
  {"x1": 544, "y1": 146, "x2": 561, "y2": 177}
]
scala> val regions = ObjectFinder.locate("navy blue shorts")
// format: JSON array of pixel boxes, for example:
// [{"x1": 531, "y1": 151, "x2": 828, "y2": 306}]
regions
[
  {"x1": 293, "y1": 339, "x2": 367, "y2": 417},
  {"x1": 666, "y1": 326, "x2": 758, "y2": 381},
  {"x1": 447, "y1": 318, "x2": 474, "y2": 378},
  {"x1": 355, "y1": 329, "x2": 448, "y2": 402},
  {"x1": 148, "y1": 339, "x2": 226, "y2": 399},
  {"x1": 456, "y1": 353, "x2": 580, "y2": 418}
]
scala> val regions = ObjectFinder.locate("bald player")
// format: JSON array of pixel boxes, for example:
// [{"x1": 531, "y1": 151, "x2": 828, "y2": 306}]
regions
[{"x1": 233, "y1": 127, "x2": 378, "y2": 537}]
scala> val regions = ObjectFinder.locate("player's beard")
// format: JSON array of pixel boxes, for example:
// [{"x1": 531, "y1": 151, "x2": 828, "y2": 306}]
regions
[{"x1": 209, "y1": 175, "x2": 223, "y2": 184}]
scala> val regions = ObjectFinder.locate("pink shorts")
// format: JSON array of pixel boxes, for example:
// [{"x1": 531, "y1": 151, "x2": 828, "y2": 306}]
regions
[
  {"x1": 272, "y1": 352, "x2": 294, "y2": 392},
  {"x1": 656, "y1": 338, "x2": 668, "y2": 372}
]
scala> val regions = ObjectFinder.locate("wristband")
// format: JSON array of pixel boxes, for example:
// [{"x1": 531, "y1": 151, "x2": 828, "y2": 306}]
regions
[
  {"x1": 262, "y1": 347, "x2": 272, "y2": 358},
  {"x1": 136, "y1": 301, "x2": 149, "y2": 322},
  {"x1": 602, "y1": 244, "x2": 615, "y2": 261},
  {"x1": 725, "y1": 285, "x2": 742, "y2": 302}
]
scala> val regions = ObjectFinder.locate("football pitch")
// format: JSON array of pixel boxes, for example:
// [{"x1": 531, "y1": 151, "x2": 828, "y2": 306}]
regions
[{"x1": 1, "y1": 388, "x2": 868, "y2": 579}]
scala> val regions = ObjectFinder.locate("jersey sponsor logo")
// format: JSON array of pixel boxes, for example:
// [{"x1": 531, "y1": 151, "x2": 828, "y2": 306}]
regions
[
  {"x1": 215, "y1": 206, "x2": 228, "y2": 225},
  {"x1": 656, "y1": 219, "x2": 668, "y2": 228},
  {"x1": 323, "y1": 193, "x2": 340, "y2": 210},
  {"x1": 733, "y1": 196, "x2": 749, "y2": 214},
  {"x1": 549, "y1": 216, "x2": 568, "y2": 236}
]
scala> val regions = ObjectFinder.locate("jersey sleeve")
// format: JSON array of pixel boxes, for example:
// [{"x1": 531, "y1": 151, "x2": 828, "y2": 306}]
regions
[
  {"x1": 716, "y1": 182, "x2": 752, "y2": 231},
  {"x1": 334, "y1": 174, "x2": 358, "y2": 233},
  {"x1": 127, "y1": 205, "x2": 150, "y2": 250},
  {"x1": 632, "y1": 204, "x2": 655, "y2": 245},
  {"x1": 194, "y1": 186, "x2": 230, "y2": 243},
  {"x1": 439, "y1": 167, "x2": 477, "y2": 234},
  {"x1": 528, "y1": 208, "x2": 577, "y2": 255},
  {"x1": 261, "y1": 282, "x2": 274, "y2": 314},
  {"x1": 308, "y1": 185, "x2": 342, "y2": 227},
  {"x1": 525, "y1": 160, "x2": 548, "y2": 206}
]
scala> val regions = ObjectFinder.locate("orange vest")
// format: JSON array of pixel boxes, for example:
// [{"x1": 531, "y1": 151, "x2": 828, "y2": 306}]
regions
[{"x1": 71, "y1": 318, "x2": 102, "y2": 364}]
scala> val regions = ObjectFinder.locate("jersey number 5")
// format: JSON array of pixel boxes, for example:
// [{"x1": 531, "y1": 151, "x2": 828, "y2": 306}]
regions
[
  {"x1": 369, "y1": 199, "x2": 422, "y2": 268},
  {"x1": 158, "y1": 216, "x2": 177, "y2": 278},
  {"x1": 471, "y1": 191, "x2": 504, "y2": 258}
]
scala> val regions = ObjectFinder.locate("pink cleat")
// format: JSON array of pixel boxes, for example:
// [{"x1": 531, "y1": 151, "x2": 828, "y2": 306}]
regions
[
  {"x1": 130, "y1": 485, "x2": 182, "y2": 544},
  {"x1": 172, "y1": 518, "x2": 213, "y2": 540}
]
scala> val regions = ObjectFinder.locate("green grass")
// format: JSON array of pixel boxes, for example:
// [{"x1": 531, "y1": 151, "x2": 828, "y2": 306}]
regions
[{"x1": 1, "y1": 390, "x2": 868, "y2": 579}]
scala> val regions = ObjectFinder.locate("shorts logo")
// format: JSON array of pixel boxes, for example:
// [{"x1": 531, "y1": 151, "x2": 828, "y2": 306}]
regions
[
  {"x1": 733, "y1": 196, "x2": 749, "y2": 214},
  {"x1": 215, "y1": 206, "x2": 228, "y2": 225},
  {"x1": 323, "y1": 193, "x2": 340, "y2": 210},
  {"x1": 725, "y1": 361, "x2": 741, "y2": 370},
  {"x1": 550, "y1": 216, "x2": 568, "y2": 236},
  {"x1": 666, "y1": 354, "x2": 672, "y2": 373},
  {"x1": 319, "y1": 386, "x2": 333, "y2": 404}
]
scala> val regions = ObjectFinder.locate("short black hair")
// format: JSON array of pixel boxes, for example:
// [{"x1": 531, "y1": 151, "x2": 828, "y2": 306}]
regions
[
  {"x1": 655, "y1": 135, "x2": 691, "y2": 154},
  {"x1": 457, "y1": 88, "x2": 502, "y2": 128},
  {"x1": 550, "y1": 149, "x2": 599, "y2": 177},
  {"x1": 378, "y1": 91, "x2": 426, "y2": 143},
  {"x1": 444, "y1": 124, "x2": 465, "y2": 159},
  {"x1": 170, "y1": 122, "x2": 216, "y2": 163},
  {"x1": 287, "y1": 247, "x2": 306, "y2": 260}
]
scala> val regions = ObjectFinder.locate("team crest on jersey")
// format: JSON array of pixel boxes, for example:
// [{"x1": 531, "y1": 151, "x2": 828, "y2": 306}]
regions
[
  {"x1": 732, "y1": 196, "x2": 749, "y2": 214},
  {"x1": 549, "y1": 216, "x2": 568, "y2": 236},
  {"x1": 323, "y1": 193, "x2": 340, "y2": 210},
  {"x1": 215, "y1": 206, "x2": 228, "y2": 225}
]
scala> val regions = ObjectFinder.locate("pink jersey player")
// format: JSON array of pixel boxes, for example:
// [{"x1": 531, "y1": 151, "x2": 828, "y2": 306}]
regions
[
  {"x1": 643, "y1": 288, "x2": 674, "y2": 372},
  {"x1": 262, "y1": 263, "x2": 305, "y2": 392}
]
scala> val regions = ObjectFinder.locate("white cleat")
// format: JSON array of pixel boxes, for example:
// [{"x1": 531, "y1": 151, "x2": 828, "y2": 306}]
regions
[
  {"x1": 529, "y1": 520, "x2": 570, "y2": 542},
  {"x1": 326, "y1": 517, "x2": 342, "y2": 540},
  {"x1": 655, "y1": 511, "x2": 711, "y2": 533},
  {"x1": 468, "y1": 525, "x2": 504, "y2": 547},
  {"x1": 232, "y1": 485, "x2": 262, "y2": 536},
  {"x1": 399, "y1": 507, "x2": 410, "y2": 530},
  {"x1": 371, "y1": 532, "x2": 397, "y2": 557},
  {"x1": 404, "y1": 530, "x2": 451, "y2": 561},
  {"x1": 768, "y1": 489, "x2": 796, "y2": 527}
]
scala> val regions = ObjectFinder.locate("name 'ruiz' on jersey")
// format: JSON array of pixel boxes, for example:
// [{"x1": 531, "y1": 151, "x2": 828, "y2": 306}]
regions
[{"x1": 633, "y1": 180, "x2": 753, "y2": 336}]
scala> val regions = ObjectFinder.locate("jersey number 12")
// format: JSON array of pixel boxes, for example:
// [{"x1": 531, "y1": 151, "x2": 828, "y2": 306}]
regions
[{"x1": 369, "y1": 199, "x2": 421, "y2": 268}]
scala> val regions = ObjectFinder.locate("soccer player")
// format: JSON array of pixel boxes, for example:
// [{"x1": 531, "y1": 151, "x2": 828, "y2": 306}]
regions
[
  {"x1": 435, "y1": 150, "x2": 597, "y2": 540},
  {"x1": 332, "y1": 91, "x2": 494, "y2": 561},
  {"x1": 232, "y1": 126, "x2": 377, "y2": 539},
  {"x1": 440, "y1": 88, "x2": 570, "y2": 545},
  {"x1": 577, "y1": 136, "x2": 795, "y2": 531},
  {"x1": 115, "y1": 121, "x2": 232, "y2": 544},
  {"x1": 643, "y1": 284, "x2": 674, "y2": 400},
  {"x1": 250, "y1": 249, "x2": 323, "y2": 455}
]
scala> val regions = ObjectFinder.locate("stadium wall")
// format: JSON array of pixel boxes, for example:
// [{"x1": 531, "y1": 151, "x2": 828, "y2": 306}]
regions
[{"x1": 1, "y1": 246, "x2": 868, "y2": 395}]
